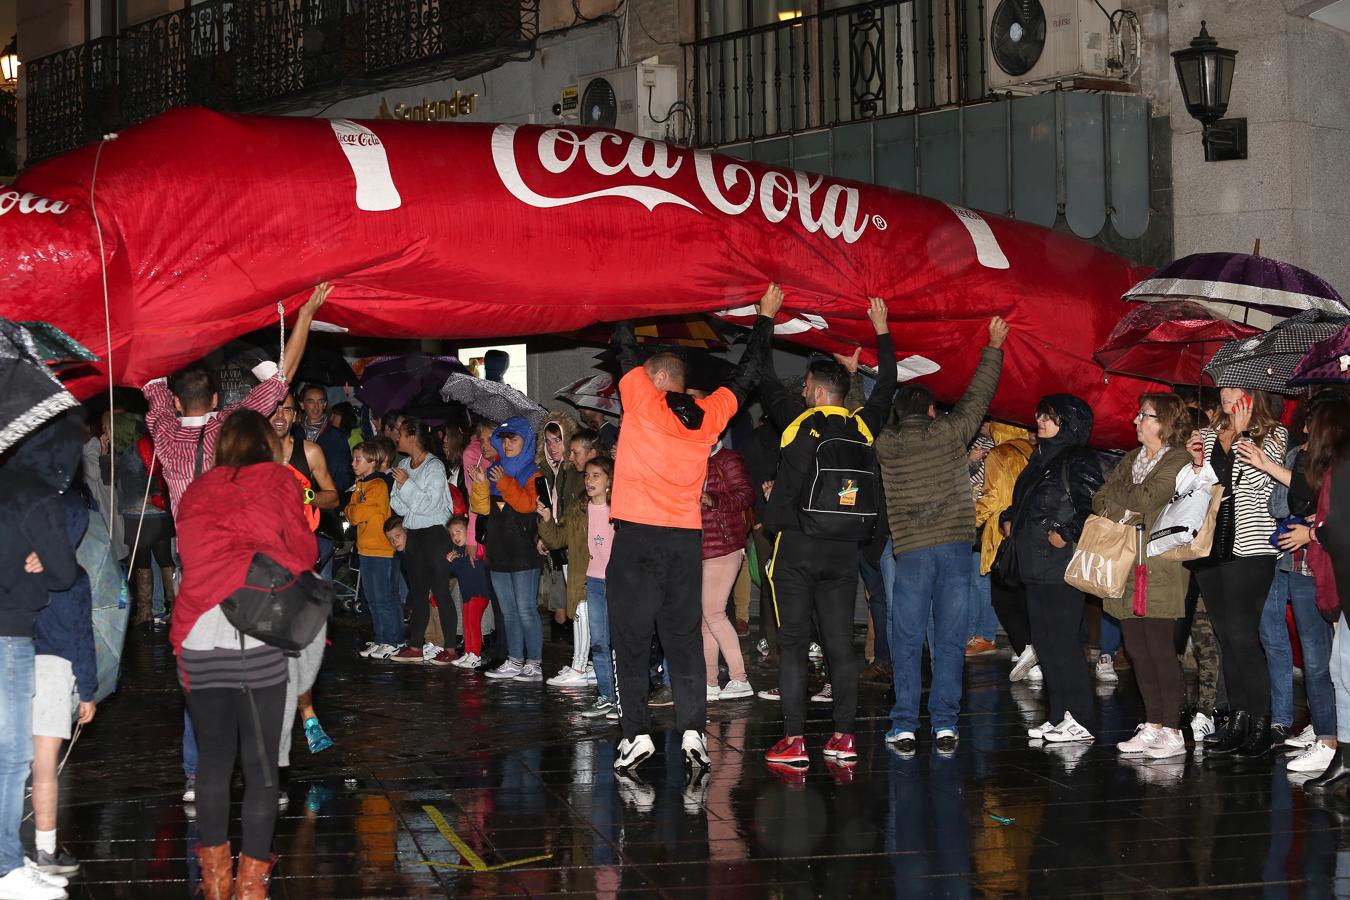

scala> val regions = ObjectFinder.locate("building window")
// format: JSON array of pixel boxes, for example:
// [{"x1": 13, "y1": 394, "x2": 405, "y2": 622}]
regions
[{"x1": 87, "y1": 0, "x2": 127, "y2": 39}]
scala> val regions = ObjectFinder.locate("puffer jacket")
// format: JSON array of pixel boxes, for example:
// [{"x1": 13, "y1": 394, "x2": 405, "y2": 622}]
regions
[
  {"x1": 701, "y1": 446, "x2": 754, "y2": 560},
  {"x1": 1003, "y1": 395, "x2": 1105, "y2": 585},
  {"x1": 975, "y1": 423, "x2": 1034, "y2": 575}
]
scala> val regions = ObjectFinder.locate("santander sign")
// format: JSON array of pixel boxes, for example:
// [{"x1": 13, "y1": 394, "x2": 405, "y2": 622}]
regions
[{"x1": 490, "y1": 124, "x2": 875, "y2": 244}]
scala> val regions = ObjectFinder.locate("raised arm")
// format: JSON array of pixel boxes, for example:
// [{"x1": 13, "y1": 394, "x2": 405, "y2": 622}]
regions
[
  {"x1": 612, "y1": 320, "x2": 641, "y2": 376},
  {"x1": 858, "y1": 297, "x2": 897, "y2": 435},
  {"x1": 280, "y1": 283, "x2": 331, "y2": 384}
]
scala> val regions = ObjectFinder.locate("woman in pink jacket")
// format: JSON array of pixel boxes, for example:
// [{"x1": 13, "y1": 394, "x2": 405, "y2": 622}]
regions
[{"x1": 701, "y1": 442, "x2": 756, "y2": 701}]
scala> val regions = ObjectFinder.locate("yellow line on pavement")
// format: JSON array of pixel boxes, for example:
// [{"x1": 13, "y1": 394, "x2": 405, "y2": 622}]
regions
[{"x1": 422, "y1": 804, "x2": 487, "y2": 870}]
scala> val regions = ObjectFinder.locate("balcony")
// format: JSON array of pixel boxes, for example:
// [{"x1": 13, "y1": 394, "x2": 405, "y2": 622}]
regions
[
  {"x1": 24, "y1": 0, "x2": 539, "y2": 164},
  {"x1": 0, "y1": 91, "x2": 15, "y2": 176},
  {"x1": 691, "y1": 0, "x2": 986, "y2": 146}
]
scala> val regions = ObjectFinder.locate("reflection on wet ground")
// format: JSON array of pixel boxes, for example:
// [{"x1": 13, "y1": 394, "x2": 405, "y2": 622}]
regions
[{"x1": 49, "y1": 622, "x2": 1350, "y2": 898}]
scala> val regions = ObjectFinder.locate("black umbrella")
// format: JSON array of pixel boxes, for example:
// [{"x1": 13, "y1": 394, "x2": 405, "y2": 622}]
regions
[
  {"x1": 0, "y1": 318, "x2": 82, "y2": 455},
  {"x1": 440, "y1": 373, "x2": 546, "y2": 431}
]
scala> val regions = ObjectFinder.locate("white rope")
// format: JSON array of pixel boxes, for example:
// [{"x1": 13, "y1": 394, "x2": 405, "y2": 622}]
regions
[
  {"x1": 91, "y1": 135, "x2": 117, "y2": 532},
  {"x1": 22, "y1": 722, "x2": 83, "y2": 824},
  {"x1": 278, "y1": 300, "x2": 286, "y2": 377}
]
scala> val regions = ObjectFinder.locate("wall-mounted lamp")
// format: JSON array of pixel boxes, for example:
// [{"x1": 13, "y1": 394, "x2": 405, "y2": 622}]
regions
[{"x1": 1172, "y1": 21, "x2": 1247, "y2": 162}]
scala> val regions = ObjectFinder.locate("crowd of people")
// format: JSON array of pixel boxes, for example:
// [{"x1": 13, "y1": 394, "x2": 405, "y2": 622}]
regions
[{"x1": 1, "y1": 279, "x2": 1349, "y2": 900}]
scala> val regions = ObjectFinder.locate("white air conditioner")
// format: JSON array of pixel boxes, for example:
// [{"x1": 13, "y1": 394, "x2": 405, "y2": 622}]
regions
[
  {"x1": 986, "y1": 0, "x2": 1120, "y2": 90},
  {"x1": 577, "y1": 64, "x2": 679, "y2": 141}
]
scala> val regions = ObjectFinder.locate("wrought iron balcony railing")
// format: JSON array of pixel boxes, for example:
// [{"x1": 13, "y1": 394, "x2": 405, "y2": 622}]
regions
[
  {"x1": 24, "y1": 0, "x2": 538, "y2": 164},
  {"x1": 691, "y1": 0, "x2": 986, "y2": 146},
  {"x1": 0, "y1": 90, "x2": 16, "y2": 176}
]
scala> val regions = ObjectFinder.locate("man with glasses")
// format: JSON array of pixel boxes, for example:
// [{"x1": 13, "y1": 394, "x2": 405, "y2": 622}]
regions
[
  {"x1": 299, "y1": 385, "x2": 354, "y2": 496},
  {"x1": 875, "y1": 317, "x2": 1009, "y2": 755}
]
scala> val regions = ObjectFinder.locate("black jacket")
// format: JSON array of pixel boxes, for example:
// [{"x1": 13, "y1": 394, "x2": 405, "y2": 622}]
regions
[
  {"x1": 1004, "y1": 395, "x2": 1104, "y2": 585},
  {"x1": 33, "y1": 492, "x2": 97, "y2": 701},
  {"x1": 0, "y1": 410, "x2": 82, "y2": 637},
  {"x1": 761, "y1": 334, "x2": 898, "y2": 538}
]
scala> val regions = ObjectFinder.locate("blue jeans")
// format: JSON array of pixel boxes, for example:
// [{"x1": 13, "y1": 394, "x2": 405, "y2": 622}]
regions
[
  {"x1": 1263, "y1": 569, "x2": 1335, "y2": 735},
  {"x1": 1100, "y1": 611, "x2": 1121, "y2": 657},
  {"x1": 361, "y1": 555, "x2": 403, "y2": 646},
  {"x1": 586, "y1": 577, "x2": 616, "y2": 701},
  {"x1": 491, "y1": 568, "x2": 543, "y2": 663},
  {"x1": 1332, "y1": 615, "x2": 1350, "y2": 743},
  {"x1": 860, "y1": 542, "x2": 891, "y2": 665},
  {"x1": 967, "y1": 550, "x2": 997, "y2": 641},
  {"x1": 889, "y1": 541, "x2": 971, "y2": 734},
  {"x1": 0, "y1": 637, "x2": 34, "y2": 876},
  {"x1": 316, "y1": 534, "x2": 335, "y2": 581}
]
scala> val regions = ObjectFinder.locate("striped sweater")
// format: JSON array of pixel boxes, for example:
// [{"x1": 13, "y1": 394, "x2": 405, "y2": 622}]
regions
[
  {"x1": 876, "y1": 347, "x2": 1003, "y2": 557},
  {"x1": 1201, "y1": 426, "x2": 1288, "y2": 558}
]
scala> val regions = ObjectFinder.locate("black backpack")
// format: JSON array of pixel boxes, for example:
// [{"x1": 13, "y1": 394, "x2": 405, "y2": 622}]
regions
[{"x1": 784, "y1": 408, "x2": 880, "y2": 542}]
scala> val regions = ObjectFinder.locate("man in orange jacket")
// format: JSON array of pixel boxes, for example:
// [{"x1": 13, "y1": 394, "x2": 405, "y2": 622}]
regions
[{"x1": 609, "y1": 285, "x2": 782, "y2": 774}]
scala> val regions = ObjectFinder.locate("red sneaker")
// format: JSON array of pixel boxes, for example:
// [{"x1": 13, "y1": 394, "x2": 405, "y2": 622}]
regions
[
  {"x1": 428, "y1": 649, "x2": 458, "y2": 667},
  {"x1": 823, "y1": 733, "x2": 858, "y2": 761},
  {"x1": 765, "y1": 736, "x2": 808, "y2": 766},
  {"x1": 389, "y1": 646, "x2": 424, "y2": 664}
]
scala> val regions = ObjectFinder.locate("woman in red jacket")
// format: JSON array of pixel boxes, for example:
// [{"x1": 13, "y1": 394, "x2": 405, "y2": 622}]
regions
[
  {"x1": 170, "y1": 410, "x2": 317, "y2": 900},
  {"x1": 701, "y1": 442, "x2": 756, "y2": 701}
]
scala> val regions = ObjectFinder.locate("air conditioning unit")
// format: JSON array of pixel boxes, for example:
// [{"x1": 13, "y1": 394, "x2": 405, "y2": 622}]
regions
[
  {"x1": 577, "y1": 64, "x2": 679, "y2": 141},
  {"x1": 986, "y1": 0, "x2": 1120, "y2": 91}
]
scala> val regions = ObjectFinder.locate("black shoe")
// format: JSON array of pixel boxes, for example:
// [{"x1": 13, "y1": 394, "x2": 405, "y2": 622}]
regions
[
  {"x1": 1234, "y1": 717, "x2": 1272, "y2": 759},
  {"x1": 1306, "y1": 746, "x2": 1350, "y2": 795},
  {"x1": 1207, "y1": 710, "x2": 1250, "y2": 757},
  {"x1": 34, "y1": 848, "x2": 80, "y2": 876},
  {"x1": 649, "y1": 685, "x2": 674, "y2": 708},
  {"x1": 1204, "y1": 707, "x2": 1232, "y2": 746},
  {"x1": 1269, "y1": 723, "x2": 1290, "y2": 748}
]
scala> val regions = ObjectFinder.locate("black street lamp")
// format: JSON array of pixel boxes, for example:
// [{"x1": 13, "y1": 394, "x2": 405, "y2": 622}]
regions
[{"x1": 1172, "y1": 21, "x2": 1247, "y2": 161}]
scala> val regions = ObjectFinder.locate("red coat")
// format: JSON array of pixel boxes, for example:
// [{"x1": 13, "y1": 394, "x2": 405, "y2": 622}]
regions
[
  {"x1": 701, "y1": 447, "x2": 755, "y2": 560},
  {"x1": 169, "y1": 462, "x2": 318, "y2": 653}
]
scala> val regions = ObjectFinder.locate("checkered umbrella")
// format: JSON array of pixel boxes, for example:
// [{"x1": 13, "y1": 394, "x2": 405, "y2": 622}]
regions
[
  {"x1": 1204, "y1": 310, "x2": 1350, "y2": 393},
  {"x1": 440, "y1": 373, "x2": 547, "y2": 431},
  {"x1": 1288, "y1": 324, "x2": 1350, "y2": 386},
  {"x1": 0, "y1": 319, "x2": 82, "y2": 456}
]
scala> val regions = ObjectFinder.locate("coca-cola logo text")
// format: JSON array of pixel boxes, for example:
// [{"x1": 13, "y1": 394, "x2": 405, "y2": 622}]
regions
[
  {"x1": 336, "y1": 131, "x2": 381, "y2": 148},
  {"x1": 0, "y1": 191, "x2": 69, "y2": 217},
  {"x1": 491, "y1": 125, "x2": 876, "y2": 244}
]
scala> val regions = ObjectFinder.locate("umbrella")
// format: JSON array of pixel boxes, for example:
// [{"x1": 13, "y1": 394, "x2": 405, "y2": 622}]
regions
[
  {"x1": 1093, "y1": 301, "x2": 1261, "y2": 385},
  {"x1": 79, "y1": 502, "x2": 131, "y2": 702},
  {"x1": 1124, "y1": 252, "x2": 1349, "y2": 330},
  {"x1": 0, "y1": 318, "x2": 82, "y2": 456},
  {"x1": 17, "y1": 321, "x2": 100, "y2": 370},
  {"x1": 1288, "y1": 324, "x2": 1350, "y2": 386},
  {"x1": 357, "y1": 354, "x2": 468, "y2": 417},
  {"x1": 576, "y1": 314, "x2": 730, "y2": 350},
  {"x1": 1204, "y1": 310, "x2": 1350, "y2": 393},
  {"x1": 441, "y1": 373, "x2": 547, "y2": 431},
  {"x1": 555, "y1": 373, "x2": 622, "y2": 416}
]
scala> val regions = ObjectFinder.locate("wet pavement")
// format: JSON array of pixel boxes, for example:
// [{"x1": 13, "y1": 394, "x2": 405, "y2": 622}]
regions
[{"x1": 47, "y1": 617, "x2": 1350, "y2": 898}]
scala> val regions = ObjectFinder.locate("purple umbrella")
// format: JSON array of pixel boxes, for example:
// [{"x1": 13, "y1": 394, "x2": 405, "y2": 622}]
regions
[
  {"x1": 1123, "y1": 252, "x2": 1348, "y2": 330},
  {"x1": 1288, "y1": 324, "x2": 1350, "y2": 386},
  {"x1": 356, "y1": 354, "x2": 468, "y2": 417}
]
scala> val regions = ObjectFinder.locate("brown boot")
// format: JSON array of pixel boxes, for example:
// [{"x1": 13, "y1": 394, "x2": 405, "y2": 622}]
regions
[
  {"x1": 132, "y1": 568, "x2": 154, "y2": 626},
  {"x1": 193, "y1": 842, "x2": 232, "y2": 900},
  {"x1": 236, "y1": 853, "x2": 276, "y2": 900}
]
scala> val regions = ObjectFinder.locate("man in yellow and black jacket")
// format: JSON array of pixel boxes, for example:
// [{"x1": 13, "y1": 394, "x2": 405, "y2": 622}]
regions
[{"x1": 760, "y1": 296, "x2": 897, "y2": 769}]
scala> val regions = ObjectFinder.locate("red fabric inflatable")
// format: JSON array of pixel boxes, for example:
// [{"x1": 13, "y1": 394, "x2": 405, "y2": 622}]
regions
[{"x1": 0, "y1": 107, "x2": 1156, "y2": 445}]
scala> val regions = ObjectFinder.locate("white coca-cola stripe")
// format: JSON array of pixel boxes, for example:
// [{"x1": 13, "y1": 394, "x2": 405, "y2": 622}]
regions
[
  {"x1": 946, "y1": 205, "x2": 1009, "y2": 270},
  {"x1": 492, "y1": 125, "x2": 698, "y2": 213},
  {"x1": 329, "y1": 120, "x2": 402, "y2": 212}
]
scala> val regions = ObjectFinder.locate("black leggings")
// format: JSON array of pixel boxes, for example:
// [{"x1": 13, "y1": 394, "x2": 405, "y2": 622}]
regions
[
  {"x1": 1121, "y1": 617, "x2": 1184, "y2": 728},
  {"x1": 185, "y1": 683, "x2": 285, "y2": 859},
  {"x1": 1026, "y1": 582, "x2": 1095, "y2": 731},
  {"x1": 404, "y1": 525, "x2": 457, "y2": 647},
  {"x1": 992, "y1": 580, "x2": 1032, "y2": 656},
  {"x1": 123, "y1": 513, "x2": 174, "y2": 569},
  {"x1": 1193, "y1": 556, "x2": 1276, "y2": 718}
]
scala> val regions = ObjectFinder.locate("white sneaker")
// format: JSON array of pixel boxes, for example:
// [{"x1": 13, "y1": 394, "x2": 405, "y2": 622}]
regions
[
  {"x1": 484, "y1": 659, "x2": 523, "y2": 680},
  {"x1": 810, "y1": 683, "x2": 833, "y2": 703},
  {"x1": 615, "y1": 734, "x2": 656, "y2": 771},
  {"x1": 580, "y1": 697, "x2": 616, "y2": 719},
  {"x1": 706, "y1": 683, "x2": 720, "y2": 702},
  {"x1": 757, "y1": 687, "x2": 781, "y2": 701},
  {"x1": 358, "y1": 641, "x2": 379, "y2": 658},
  {"x1": 452, "y1": 652, "x2": 482, "y2": 670},
  {"x1": 0, "y1": 864, "x2": 67, "y2": 899},
  {"x1": 719, "y1": 679, "x2": 754, "y2": 700},
  {"x1": 24, "y1": 860, "x2": 67, "y2": 888},
  {"x1": 1117, "y1": 723, "x2": 1162, "y2": 755},
  {"x1": 422, "y1": 642, "x2": 440, "y2": 662},
  {"x1": 1095, "y1": 654, "x2": 1119, "y2": 684},
  {"x1": 369, "y1": 643, "x2": 398, "y2": 660},
  {"x1": 1190, "y1": 711, "x2": 1215, "y2": 741},
  {"x1": 808, "y1": 642, "x2": 824, "y2": 661},
  {"x1": 1285, "y1": 724, "x2": 1317, "y2": 750},
  {"x1": 547, "y1": 666, "x2": 592, "y2": 688},
  {"x1": 1027, "y1": 721, "x2": 1057, "y2": 739},
  {"x1": 582, "y1": 664, "x2": 597, "y2": 684},
  {"x1": 514, "y1": 662, "x2": 544, "y2": 682},
  {"x1": 1010, "y1": 646, "x2": 1039, "y2": 682},
  {"x1": 681, "y1": 730, "x2": 711, "y2": 769},
  {"x1": 1043, "y1": 712, "x2": 1094, "y2": 744},
  {"x1": 1143, "y1": 727, "x2": 1187, "y2": 759},
  {"x1": 1288, "y1": 739, "x2": 1337, "y2": 774}
]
